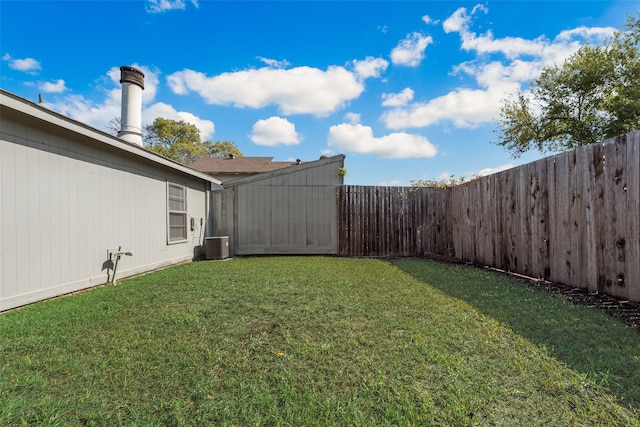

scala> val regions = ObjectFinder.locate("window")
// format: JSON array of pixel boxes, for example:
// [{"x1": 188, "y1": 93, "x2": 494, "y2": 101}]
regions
[{"x1": 167, "y1": 182, "x2": 187, "y2": 243}]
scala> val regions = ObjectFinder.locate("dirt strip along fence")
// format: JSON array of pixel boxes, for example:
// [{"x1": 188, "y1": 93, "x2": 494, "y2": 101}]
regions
[{"x1": 337, "y1": 131, "x2": 640, "y2": 303}]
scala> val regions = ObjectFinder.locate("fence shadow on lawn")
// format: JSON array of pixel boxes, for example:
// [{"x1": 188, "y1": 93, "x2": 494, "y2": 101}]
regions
[{"x1": 392, "y1": 258, "x2": 640, "y2": 411}]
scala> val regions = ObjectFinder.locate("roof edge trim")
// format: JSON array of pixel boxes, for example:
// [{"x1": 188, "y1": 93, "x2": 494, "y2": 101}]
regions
[
  {"x1": 222, "y1": 154, "x2": 346, "y2": 188},
  {"x1": 0, "y1": 89, "x2": 222, "y2": 186}
]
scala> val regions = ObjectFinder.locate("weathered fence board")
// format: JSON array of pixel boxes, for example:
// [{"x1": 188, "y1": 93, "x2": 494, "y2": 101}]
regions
[
  {"x1": 337, "y1": 186, "x2": 453, "y2": 257},
  {"x1": 577, "y1": 146, "x2": 598, "y2": 292},
  {"x1": 337, "y1": 131, "x2": 640, "y2": 303},
  {"x1": 603, "y1": 135, "x2": 631, "y2": 297},
  {"x1": 626, "y1": 132, "x2": 640, "y2": 302}
]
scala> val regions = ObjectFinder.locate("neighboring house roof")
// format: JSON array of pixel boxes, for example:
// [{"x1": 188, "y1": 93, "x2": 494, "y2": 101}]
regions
[
  {"x1": 0, "y1": 89, "x2": 222, "y2": 187},
  {"x1": 220, "y1": 154, "x2": 346, "y2": 189},
  {"x1": 188, "y1": 156, "x2": 298, "y2": 177}
]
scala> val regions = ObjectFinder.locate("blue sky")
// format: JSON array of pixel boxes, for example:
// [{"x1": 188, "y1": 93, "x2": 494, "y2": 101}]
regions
[{"x1": 2, "y1": 0, "x2": 638, "y2": 185}]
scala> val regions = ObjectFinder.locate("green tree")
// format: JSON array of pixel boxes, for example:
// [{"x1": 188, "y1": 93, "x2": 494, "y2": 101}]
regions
[
  {"x1": 206, "y1": 140, "x2": 243, "y2": 158},
  {"x1": 409, "y1": 175, "x2": 472, "y2": 191},
  {"x1": 494, "y1": 13, "x2": 640, "y2": 157},
  {"x1": 143, "y1": 118, "x2": 242, "y2": 164}
]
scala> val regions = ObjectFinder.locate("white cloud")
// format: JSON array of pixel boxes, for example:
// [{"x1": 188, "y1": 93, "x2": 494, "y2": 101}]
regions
[
  {"x1": 352, "y1": 56, "x2": 388, "y2": 79},
  {"x1": 556, "y1": 26, "x2": 615, "y2": 42},
  {"x1": 378, "y1": 179, "x2": 404, "y2": 186},
  {"x1": 381, "y1": 82, "x2": 519, "y2": 130},
  {"x1": 382, "y1": 5, "x2": 616, "y2": 131},
  {"x1": 461, "y1": 32, "x2": 552, "y2": 60},
  {"x1": 382, "y1": 88, "x2": 414, "y2": 107},
  {"x1": 144, "y1": 102, "x2": 215, "y2": 140},
  {"x1": 167, "y1": 65, "x2": 367, "y2": 116},
  {"x1": 249, "y1": 116, "x2": 301, "y2": 146},
  {"x1": 454, "y1": 27, "x2": 609, "y2": 65},
  {"x1": 390, "y1": 32, "x2": 433, "y2": 67},
  {"x1": 422, "y1": 15, "x2": 439, "y2": 25},
  {"x1": 47, "y1": 65, "x2": 214, "y2": 139},
  {"x1": 444, "y1": 6, "x2": 547, "y2": 60},
  {"x1": 328, "y1": 123, "x2": 437, "y2": 158},
  {"x1": 437, "y1": 172, "x2": 453, "y2": 181},
  {"x1": 543, "y1": 27, "x2": 615, "y2": 65},
  {"x1": 443, "y1": 4, "x2": 615, "y2": 63},
  {"x1": 475, "y1": 163, "x2": 515, "y2": 177},
  {"x1": 442, "y1": 4, "x2": 487, "y2": 34},
  {"x1": 39, "y1": 79, "x2": 67, "y2": 93},
  {"x1": 50, "y1": 94, "x2": 121, "y2": 133},
  {"x1": 453, "y1": 60, "x2": 542, "y2": 88},
  {"x1": 3, "y1": 55, "x2": 41, "y2": 73},
  {"x1": 344, "y1": 112, "x2": 361, "y2": 124},
  {"x1": 442, "y1": 7, "x2": 468, "y2": 33},
  {"x1": 257, "y1": 57, "x2": 291, "y2": 69},
  {"x1": 145, "y1": 0, "x2": 198, "y2": 13}
]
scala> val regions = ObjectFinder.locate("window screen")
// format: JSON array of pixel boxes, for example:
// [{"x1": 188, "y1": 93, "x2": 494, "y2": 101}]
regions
[{"x1": 167, "y1": 183, "x2": 187, "y2": 243}]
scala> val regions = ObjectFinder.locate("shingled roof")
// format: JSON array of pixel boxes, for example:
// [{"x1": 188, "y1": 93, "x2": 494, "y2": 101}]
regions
[{"x1": 188, "y1": 156, "x2": 298, "y2": 177}]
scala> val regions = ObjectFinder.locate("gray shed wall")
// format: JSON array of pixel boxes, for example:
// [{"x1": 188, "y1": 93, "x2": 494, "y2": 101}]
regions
[{"x1": 211, "y1": 156, "x2": 344, "y2": 255}]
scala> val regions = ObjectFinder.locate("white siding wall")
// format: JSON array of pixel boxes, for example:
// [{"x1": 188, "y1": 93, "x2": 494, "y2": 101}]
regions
[{"x1": 1, "y1": 106, "x2": 210, "y2": 311}]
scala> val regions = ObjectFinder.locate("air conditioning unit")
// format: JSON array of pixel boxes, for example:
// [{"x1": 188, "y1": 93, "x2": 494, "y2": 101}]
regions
[{"x1": 205, "y1": 236, "x2": 230, "y2": 260}]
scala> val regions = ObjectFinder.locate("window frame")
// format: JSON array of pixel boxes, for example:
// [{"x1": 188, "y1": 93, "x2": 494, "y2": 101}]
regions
[{"x1": 167, "y1": 182, "x2": 188, "y2": 244}]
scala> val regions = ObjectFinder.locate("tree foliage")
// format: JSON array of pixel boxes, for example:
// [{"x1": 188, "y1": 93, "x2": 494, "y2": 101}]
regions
[
  {"x1": 494, "y1": 13, "x2": 640, "y2": 157},
  {"x1": 207, "y1": 140, "x2": 244, "y2": 158},
  {"x1": 143, "y1": 118, "x2": 242, "y2": 164},
  {"x1": 144, "y1": 118, "x2": 204, "y2": 163},
  {"x1": 409, "y1": 174, "x2": 477, "y2": 191},
  {"x1": 106, "y1": 117, "x2": 121, "y2": 136}
]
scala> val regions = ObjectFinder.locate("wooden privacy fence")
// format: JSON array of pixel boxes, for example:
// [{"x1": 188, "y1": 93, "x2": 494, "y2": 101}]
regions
[
  {"x1": 337, "y1": 186, "x2": 452, "y2": 257},
  {"x1": 337, "y1": 131, "x2": 640, "y2": 303}
]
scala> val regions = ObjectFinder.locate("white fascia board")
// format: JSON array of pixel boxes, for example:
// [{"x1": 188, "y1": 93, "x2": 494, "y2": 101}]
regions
[{"x1": 0, "y1": 89, "x2": 222, "y2": 186}]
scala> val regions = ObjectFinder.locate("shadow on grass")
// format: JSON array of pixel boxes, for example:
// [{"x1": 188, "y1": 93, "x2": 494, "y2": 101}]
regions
[{"x1": 393, "y1": 258, "x2": 640, "y2": 411}]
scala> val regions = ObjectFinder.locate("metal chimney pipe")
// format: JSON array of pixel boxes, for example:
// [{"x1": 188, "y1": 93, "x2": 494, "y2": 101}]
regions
[{"x1": 118, "y1": 66, "x2": 145, "y2": 146}]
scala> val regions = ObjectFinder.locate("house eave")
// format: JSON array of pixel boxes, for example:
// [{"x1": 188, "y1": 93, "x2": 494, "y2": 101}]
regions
[{"x1": 0, "y1": 89, "x2": 222, "y2": 186}]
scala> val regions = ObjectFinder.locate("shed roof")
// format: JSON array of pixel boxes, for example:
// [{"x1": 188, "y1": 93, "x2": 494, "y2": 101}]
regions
[
  {"x1": 221, "y1": 154, "x2": 346, "y2": 188},
  {"x1": 188, "y1": 156, "x2": 297, "y2": 175}
]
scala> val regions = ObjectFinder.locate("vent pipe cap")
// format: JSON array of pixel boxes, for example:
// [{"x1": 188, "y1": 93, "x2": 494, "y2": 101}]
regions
[{"x1": 119, "y1": 66, "x2": 145, "y2": 90}]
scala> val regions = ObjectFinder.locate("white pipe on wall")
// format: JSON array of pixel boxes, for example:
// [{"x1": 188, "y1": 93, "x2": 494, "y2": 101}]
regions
[{"x1": 118, "y1": 66, "x2": 145, "y2": 146}]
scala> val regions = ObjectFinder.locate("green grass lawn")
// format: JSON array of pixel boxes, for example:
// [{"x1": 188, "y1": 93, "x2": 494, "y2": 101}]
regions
[{"x1": 1, "y1": 257, "x2": 638, "y2": 426}]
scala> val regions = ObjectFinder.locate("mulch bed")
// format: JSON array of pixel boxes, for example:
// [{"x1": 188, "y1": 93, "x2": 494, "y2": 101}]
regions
[
  {"x1": 521, "y1": 277, "x2": 640, "y2": 331},
  {"x1": 422, "y1": 254, "x2": 640, "y2": 331}
]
